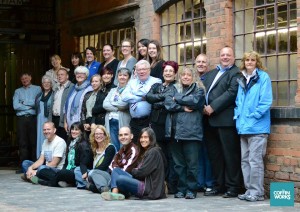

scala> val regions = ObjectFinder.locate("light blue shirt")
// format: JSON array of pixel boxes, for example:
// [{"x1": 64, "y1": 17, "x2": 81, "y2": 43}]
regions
[
  {"x1": 122, "y1": 76, "x2": 161, "y2": 118},
  {"x1": 13, "y1": 84, "x2": 42, "y2": 116}
]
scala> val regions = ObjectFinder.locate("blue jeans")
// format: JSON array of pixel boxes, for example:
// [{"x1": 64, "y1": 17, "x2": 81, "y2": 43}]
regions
[
  {"x1": 111, "y1": 168, "x2": 141, "y2": 197},
  {"x1": 198, "y1": 141, "x2": 214, "y2": 188},
  {"x1": 74, "y1": 166, "x2": 89, "y2": 188},
  {"x1": 22, "y1": 160, "x2": 60, "y2": 175},
  {"x1": 109, "y1": 119, "x2": 121, "y2": 151}
]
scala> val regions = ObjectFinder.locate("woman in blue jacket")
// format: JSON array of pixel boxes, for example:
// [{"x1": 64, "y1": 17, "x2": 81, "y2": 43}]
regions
[{"x1": 234, "y1": 51, "x2": 272, "y2": 202}]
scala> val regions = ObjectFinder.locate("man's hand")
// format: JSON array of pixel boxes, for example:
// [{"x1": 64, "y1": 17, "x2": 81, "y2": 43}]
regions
[
  {"x1": 184, "y1": 106, "x2": 193, "y2": 113},
  {"x1": 204, "y1": 105, "x2": 214, "y2": 116},
  {"x1": 26, "y1": 167, "x2": 37, "y2": 179},
  {"x1": 82, "y1": 172, "x2": 88, "y2": 179}
]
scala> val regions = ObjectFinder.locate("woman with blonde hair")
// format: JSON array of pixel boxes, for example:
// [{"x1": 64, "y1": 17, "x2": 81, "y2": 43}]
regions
[
  {"x1": 164, "y1": 66, "x2": 206, "y2": 199},
  {"x1": 86, "y1": 125, "x2": 116, "y2": 193},
  {"x1": 235, "y1": 51, "x2": 272, "y2": 202}
]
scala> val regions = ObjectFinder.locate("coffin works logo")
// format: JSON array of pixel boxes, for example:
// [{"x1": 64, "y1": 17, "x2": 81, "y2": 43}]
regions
[{"x1": 270, "y1": 182, "x2": 294, "y2": 206}]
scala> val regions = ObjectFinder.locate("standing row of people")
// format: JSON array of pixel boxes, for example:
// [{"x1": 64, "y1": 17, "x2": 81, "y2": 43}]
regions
[{"x1": 14, "y1": 41, "x2": 272, "y2": 202}]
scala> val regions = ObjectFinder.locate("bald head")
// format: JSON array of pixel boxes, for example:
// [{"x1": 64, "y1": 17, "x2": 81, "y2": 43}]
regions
[
  {"x1": 118, "y1": 127, "x2": 133, "y2": 146},
  {"x1": 219, "y1": 47, "x2": 235, "y2": 69}
]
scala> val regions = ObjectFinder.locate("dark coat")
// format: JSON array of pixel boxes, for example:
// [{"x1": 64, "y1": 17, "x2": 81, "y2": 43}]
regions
[
  {"x1": 131, "y1": 146, "x2": 167, "y2": 200},
  {"x1": 203, "y1": 65, "x2": 240, "y2": 127},
  {"x1": 145, "y1": 82, "x2": 175, "y2": 141},
  {"x1": 164, "y1": 83, "x2": 205, "y2": 141}
]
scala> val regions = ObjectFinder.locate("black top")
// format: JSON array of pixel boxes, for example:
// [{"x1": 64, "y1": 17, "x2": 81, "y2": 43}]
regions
[
  {"x1": 98, "y1": 58, "x2": 119, "y2": 82},
  {"x1": 150, "y1": 60, "x2": 165, "y2": 82}
]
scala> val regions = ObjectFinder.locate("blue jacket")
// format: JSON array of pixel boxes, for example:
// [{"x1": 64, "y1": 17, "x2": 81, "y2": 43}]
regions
[{"x1": 234, "y1": 69, "x2": 272, "y2": 135}]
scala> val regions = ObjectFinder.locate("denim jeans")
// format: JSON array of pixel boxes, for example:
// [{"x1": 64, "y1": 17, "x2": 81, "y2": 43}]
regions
[
  {"x1": 198, "y1": 141, "x2": 214, "y2": 188},
  {"x1": 88, "y1": 169, "x2": 111, "y2": 190},
  {"x1": 170, "y1": 140, "x2": 200, "y2": 194},
  {"x1": 109, "y1": 118, "x2": 121, "y2": 151},
  {"x1": 74, "y1": 166, "x2": 90, "y2": 188},
  {"x1": 22, "y1": 160, "x2": 59, "y2": 174},
  {"x1": 241, "y1": 134, "x2": 267, "y2": 196}
]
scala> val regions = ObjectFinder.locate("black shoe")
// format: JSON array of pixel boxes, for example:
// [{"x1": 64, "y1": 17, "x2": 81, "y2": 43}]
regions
[
  {"x1": 223, "y1": 191, "x2": 238, "y2": 198},
  {"x1": 197, "y1": 187, "x2": 206, "y2": 192},
  {"x1": 204, "y1": 188, "x2": 219, "y2": 196}
]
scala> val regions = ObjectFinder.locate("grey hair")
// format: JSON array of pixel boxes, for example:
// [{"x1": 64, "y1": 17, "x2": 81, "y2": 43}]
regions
[
  {"x1": 41, "y1": 75, "x2": 52, "y2": 84},
  {"x1": 135, "y1": 59, "x2": 150, "y2": 69},
  {"x1": 117, "y1": 67, "x2": 132, "y2": 78},
  {"x1": 74, "y1": 65, "x2": 89, "y2": 78}
]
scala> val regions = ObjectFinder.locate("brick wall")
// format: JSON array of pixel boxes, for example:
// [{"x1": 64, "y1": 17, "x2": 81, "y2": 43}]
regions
[
  {"x1": 205, "y1": 0, "x2": 234, "y2": 69},
  {"x1": 266, "y1": 122, "x2": 300, "y2": 202},
  {"x1": 137, "y1": 0, "x2": 161, "y2": 42}
]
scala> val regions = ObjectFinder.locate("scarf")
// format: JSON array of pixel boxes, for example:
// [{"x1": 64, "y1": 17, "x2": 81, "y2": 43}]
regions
[
  {"x1": 70, "y1": 80, "x2": 90, "y2": 117},
  {"x1": 66, "y1": 137, "x2": 80, "y2": 170},
  {"x1": 40, "y1": 90, "x2": 53, "y2": 117}
]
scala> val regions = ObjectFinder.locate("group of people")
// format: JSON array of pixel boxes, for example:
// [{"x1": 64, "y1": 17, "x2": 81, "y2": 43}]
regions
[{"x1": 13, "y1": 38, "x2": 272, "y2": 202}]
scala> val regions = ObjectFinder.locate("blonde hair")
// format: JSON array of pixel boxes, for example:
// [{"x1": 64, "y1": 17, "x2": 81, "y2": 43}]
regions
[
  {"x1": 89, "y1": 125, "x2": 110, "y2": 156},
  {"x1": 240, "y1": 51, "x2": 266, "y2": 71},
  {"x1": 176, "y1": 66, "x2": 206, "y2": 93}
]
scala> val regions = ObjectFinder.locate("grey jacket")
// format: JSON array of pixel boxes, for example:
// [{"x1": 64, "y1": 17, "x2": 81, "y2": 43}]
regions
[
  {"x1": 49, "y1": 81, "x2": 74, "y2": 127},
  {"x1": 103, "y1": 87, "x2": 131, "y2": 133}
]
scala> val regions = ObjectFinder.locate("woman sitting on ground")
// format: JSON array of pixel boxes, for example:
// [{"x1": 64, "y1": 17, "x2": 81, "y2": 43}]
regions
[
  {"x1": 101, "y1": 127, "x2": 167, "y2": 200},
  {"x1": 85, "y1": 125, "x2": 116, "y2": 193}
]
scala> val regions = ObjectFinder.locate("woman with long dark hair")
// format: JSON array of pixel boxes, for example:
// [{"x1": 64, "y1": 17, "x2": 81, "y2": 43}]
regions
[
  {"x1": 101, "y1": 127, "x2": 167, "y2": 200},
  {"x1": 137, "y1": 38, "x2": 150, "y2": 61}
]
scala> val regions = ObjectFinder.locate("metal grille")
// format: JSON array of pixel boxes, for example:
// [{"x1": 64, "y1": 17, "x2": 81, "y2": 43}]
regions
[
  {"x1": 160, "y1": 0, "x2": 206, "y2": 68},
  {"x1": 234, "y1": 0, "x2": 297, "y2": 106}
]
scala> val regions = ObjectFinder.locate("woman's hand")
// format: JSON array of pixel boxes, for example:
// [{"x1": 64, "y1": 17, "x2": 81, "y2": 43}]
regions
[
  {"x1": 84, "y1": 124, "x2": 91, "y2": 131},
  {"x1": 82, "y1": 172, "x2": 88, "y2": 179}
]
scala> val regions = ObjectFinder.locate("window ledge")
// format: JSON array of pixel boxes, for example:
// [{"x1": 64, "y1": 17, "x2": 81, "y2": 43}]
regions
[{"x1": 271, "y1": 107, "x2": 300, "y2": 119}]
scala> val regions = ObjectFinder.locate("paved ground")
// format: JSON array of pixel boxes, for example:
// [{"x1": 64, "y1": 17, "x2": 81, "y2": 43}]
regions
[{"x1": 0, "y1": 170, "x2": 299, "y2": 212}]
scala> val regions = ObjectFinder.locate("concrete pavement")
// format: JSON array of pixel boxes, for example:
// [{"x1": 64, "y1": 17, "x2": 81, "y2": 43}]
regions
[{"x1": 0, "y1": 170, "x2": 299, "y2": 212}]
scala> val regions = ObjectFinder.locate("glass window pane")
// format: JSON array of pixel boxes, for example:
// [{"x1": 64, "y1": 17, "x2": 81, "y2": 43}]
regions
[
  {"x1": 112, "y1": 30, "x2": 117, "y2": 46},
  {"x1": 100, "y1": 33, "x2": 105, "y2": 48},
  {"x1": 161, "y1": 26, "x2": 168, "y2": 46},
  {"x1": 277, "y1": 82, "x2": 288, "y2": 106},
  {"x1": 272, "y1": 82, "x2": 277, "y2": 106},
  {"x1": 170, "y1": 45, "x2": 176, "y2": 61},
  {"x1": 255, "y1": 32, "x2": 265, "y2": 54},
  {"x1": 162, "y1": 10, "x2": 168, "y2": 25},
  {"x1": 277, "y1": 4, "x2": 287, "y2": 28},
  {"x1": 185, "y1": 23, "x2": 191, "y2": 41},
  {"x1": 84, "y1": 36, "x2": 89, "y2": 47},
  {"x1": 169, "y1": 4, "x2": 176, "y2": 23},
  {"x1": 235, "y1": 11, "x2": 244, "y2": 34},
  {"x1": 235, "y1": 0, "x2": 243, "y2": 10},
  {"x1": 290, "y1": 2, "x2": 296, "y2": 27},
  {"x1": 245, "y1": 9, "x2": 254, "y2": 33},
  {"x1": 95, "y1": 34, "x2": 99, "y2": 49},
  {"x1": 178, "y1": 44, "x2": 184, "y2": 65},
  {"x1": 290, "y1": 54, "x2": 297, "y2": 79},
  {"x1": 125, "y1": 28, "x2": 131, "y2": 39},
  {"x1": 163, "y1": 46, "x2": 169, "y2": 61},
  {"x1": 194, "y1": 20, "x2": 201, "y2": 41},
  {"x1": 178, "y1": 23, "x2": 184, "y2": 42},
  {"x1": 278, "y1": 29, "x2": 287, "y2": 53},
  {"x1": 256, "y1": 0, "x2": 264, "y2": 6},
  {"x1": 185, "y1": 0, "x2": 192, "y2": 19},
  {"x1": 278, "y1": 55, "x2": 288, "y2": 80},
  {"x1": 290, "y1": 29, "x2": 297, "y2": 52},
  {"x1": 106, "y1": 32, "x2": 110, "y2": 44},
  {"x1": 256, "y1": 9, "x2": 264, "y2": 30},
  {"x1": 194, "y1": 0, "x2": 201, "y2": 18},
  {"x1": 170, "y1": 24, "x2": 176, "y2": 44},
  {"x1": 186, "y1": 44, "x2": 193, "y2": 64},
  {"x1": 177, "y1": 1, "x2": 184, "y2": 21},
  {"x1": 266, "y1": 32, "x2": 276, "y2": 54},
  {"x1": 119, "y1": 30, "x2": 125, "y2": 44},
  {"x1": 290, "y1": 81, "x2": 297, "y2": 105},
  {"x1": 80, "y1": 36, "x2": 84, "y2": 52},
  {"x1": 245, "y1": 34, "x2": 254, "y2": 52},
  {"x1": 202, "y1": 18, "x2": 206, "y2": 38},
  {"x1": 235, "y1": 36, "x2": 244, "y2": 58},
  {"x1": 90, "y1": 35, "x2": 95, "y2": 47},
  {"x1": 245, "y1": 0, "x2": 254, "y2": 8},
  {"x1": 266, "y1": 56, "x2": 277, "y2": 80},
  {"x1": 194, "y1": 41, "x2": 201, "y2": 58},
  {"x1": 266, "y1": 6, "x2": 274, "y2": 29}
]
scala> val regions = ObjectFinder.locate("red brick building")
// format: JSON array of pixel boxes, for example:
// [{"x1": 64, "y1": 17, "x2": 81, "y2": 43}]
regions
[{"x1": 0, "y1": 0, "x2": 299, "y2": 201}]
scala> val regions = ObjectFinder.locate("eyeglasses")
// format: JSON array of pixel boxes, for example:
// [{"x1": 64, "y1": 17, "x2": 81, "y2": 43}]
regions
[
  {"x1": 95, "y1": 133, "x2": 105, "y2": 136},
  {"x1": 121, "y1": 45, "x2": 131, "y2": 48}
]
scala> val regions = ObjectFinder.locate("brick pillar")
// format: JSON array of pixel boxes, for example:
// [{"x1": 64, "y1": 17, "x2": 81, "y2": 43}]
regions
[
  {"x1": 205, "y1": 0, "x2": 233, "y2": 68},
  {"x1": 294, "y1": 0, "x2": 300, "y2": 106},
  {"x1": 136, "y1": 0, "x2": 161, "y2": 42}
]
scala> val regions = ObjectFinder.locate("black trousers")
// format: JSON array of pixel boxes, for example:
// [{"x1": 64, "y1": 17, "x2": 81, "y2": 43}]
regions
[
  {"x1": 17, "y1": 115, "x2": 37, "y2": 161},
  {"x1": 52, "y1": 115, "x2": 68, "y2": 142},
  {"x1": 129, "y1": 117, "x2": 150, "y2": 144},
  {"x1": 37, "y1": 168, "x2": 76, "y2": 187},
  {"x1": 204, "y1": 124, "x2": 242, "y2": 193}
]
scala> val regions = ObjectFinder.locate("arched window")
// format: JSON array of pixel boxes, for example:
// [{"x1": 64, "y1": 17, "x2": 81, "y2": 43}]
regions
[
  {"x1": 161, "y1": 0, "x2": 206, "y2": 67},
  {"x1": 234, "y1": 0, "x2": 297, "y2": 106}
]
